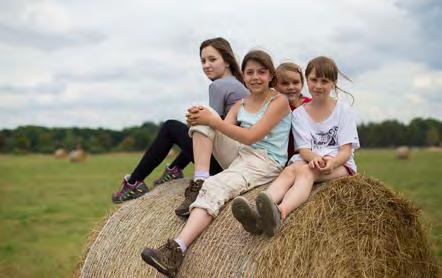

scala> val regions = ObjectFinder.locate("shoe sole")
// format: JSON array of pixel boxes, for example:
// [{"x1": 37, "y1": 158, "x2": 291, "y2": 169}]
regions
[
  {"x1": 256, "y1": 192, "x2": 280, "y2": 237},
  {"x1": 141, "y1": 249, "x2": 174, "y2": 277},
  {"x1": 231, "y1": 197, "x2": 262, "y2": 235},
  {"x1": 175, "y1": 210, "x2": 190, "y2": 218}
]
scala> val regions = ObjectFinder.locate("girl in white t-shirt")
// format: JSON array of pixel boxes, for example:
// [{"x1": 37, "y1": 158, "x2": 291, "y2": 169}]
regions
[{"x1": 232, "y1": 56, "x2": 360, "y2": 237}]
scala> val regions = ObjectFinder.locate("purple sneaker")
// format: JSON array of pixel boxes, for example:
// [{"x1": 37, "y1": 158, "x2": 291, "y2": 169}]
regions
[
  {"x1": 153, "y1": 166, "x2": 184, "y2": 186},
  {"x1": 112, "y1": 175, "x2": 149, "y2": 204}
]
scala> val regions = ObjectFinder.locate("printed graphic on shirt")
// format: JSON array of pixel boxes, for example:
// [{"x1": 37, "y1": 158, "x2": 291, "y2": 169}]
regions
[{"x1": 311, "y1": 126, "x2": 338, "y2": 150}]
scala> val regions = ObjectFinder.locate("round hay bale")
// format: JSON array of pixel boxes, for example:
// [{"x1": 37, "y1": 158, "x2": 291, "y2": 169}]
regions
[
  {"x1": 76, "y1": 176, "x2": 438, "y2": 277},
  {"x1": 396, "y1": 146, "x2": 411, "y2": 160},
  {"x1": 427, "y1": 146, "x2": 442, "y2": 152},
  {"x1": 54, "y1": 148, "x2": 67, "y2": 159},
  {"x1": 69, "y1": 149, "x2": 87, "y2": 162}
]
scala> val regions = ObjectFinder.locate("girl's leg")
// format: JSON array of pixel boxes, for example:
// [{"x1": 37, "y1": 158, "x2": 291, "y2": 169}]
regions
[
  {"x1": 174, "y1": 131, "x2": 214, "y2": 217},
  {"x1": 170, "y1": 142, "x2": 223, "y2": 176},
  {"x1": 130, "y1": 120, "x2": 191, "y2": 183},
  {"x1": 278, "y1": 164, "x2": 317, "y2": 218},
  {"x1": 315, "y1": 165, "x2": 349, "y2": 183},
  {"x1": 192, "y1": 132, "x2": 213, "y2": 173},
  {"x1": 175, "y1": 208, "x2": 213, "y2": 247},
  {"x1": 169, "y1": 152, "x2": 192, "y2": 171},
  {"x1": 265, "y1": 162, "x2": 305, "y2": 204},
  {"x1": 278, "y1": 165, "x2": 348, "y2": 217},
  {"x1": 141, "y1": 208, "x2": 212, "y2": 277}
]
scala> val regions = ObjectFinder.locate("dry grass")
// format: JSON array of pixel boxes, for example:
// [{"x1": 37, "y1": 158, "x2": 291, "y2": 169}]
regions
[{"x1": 77, "y1": 175, "x2": 439, "y2": 277}]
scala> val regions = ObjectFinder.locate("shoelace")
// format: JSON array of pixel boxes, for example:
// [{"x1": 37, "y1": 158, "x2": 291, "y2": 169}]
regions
[
  {"x1": 163, "y1": 240, "x2": 182, "y2": 263},
  {"x1": 184, "y1": 181, "x2": 200, "y2": 196}
]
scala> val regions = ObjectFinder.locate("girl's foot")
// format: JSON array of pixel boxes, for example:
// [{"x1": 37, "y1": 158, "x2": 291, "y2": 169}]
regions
[
  {"x1": 256, "y1": 192, "x2": 282, "y2": 236},
  {"x1": 231, "y1": 196, "x2": 262, "y2": 235},
  {"x1": 141, "y1": 239, "x2": 184, "y2": 277},
  {"x1": 153, "y1": 165, "x2": 184, "y2": 186},
  {"x1": 111, "y1": 175, "x2": 149, "y2": 204}
]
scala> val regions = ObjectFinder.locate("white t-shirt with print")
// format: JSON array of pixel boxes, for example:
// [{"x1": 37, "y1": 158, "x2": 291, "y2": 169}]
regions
[{"x1": 290, "y1": 100, "x2": 360, "y2": 172}]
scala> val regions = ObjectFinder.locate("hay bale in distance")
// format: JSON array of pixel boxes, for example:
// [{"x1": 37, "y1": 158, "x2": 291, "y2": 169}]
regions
[
  {"x1": 77, "y1": 176, "x2": 438, "y2": 277},
  {"x1": 54, "y1": 148, "x2": 67, "y2": 159},
  {"x1": 396, "y1": 145, "x2": 411, "y2": 159},
  {"x1": 69, "y1": 149, "x2": 87, "y2": 162}
]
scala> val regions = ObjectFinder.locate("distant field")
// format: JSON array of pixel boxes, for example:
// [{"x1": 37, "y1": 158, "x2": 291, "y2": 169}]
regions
[{"x1": 0, "y1": 149, "x2": 441, "y2": 277}]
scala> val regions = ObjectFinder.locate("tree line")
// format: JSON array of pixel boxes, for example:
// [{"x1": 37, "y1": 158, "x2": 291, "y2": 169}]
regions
[{"x1": 0, "y1": 117, "x2": 440, "y2": 154}]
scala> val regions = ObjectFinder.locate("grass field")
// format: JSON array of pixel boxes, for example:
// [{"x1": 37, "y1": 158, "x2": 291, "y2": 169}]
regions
[{"x1": 0, "y1": 149, "x2": 441, "y2": 277}]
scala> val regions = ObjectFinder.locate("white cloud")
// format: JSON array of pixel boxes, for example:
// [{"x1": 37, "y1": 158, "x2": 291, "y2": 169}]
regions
[
  {"x1": 0, "y1": 0, "x2": 441, "y2": 129},
  {"x1": 353, "y1": 61, "x2": 442, "y2": 123}
]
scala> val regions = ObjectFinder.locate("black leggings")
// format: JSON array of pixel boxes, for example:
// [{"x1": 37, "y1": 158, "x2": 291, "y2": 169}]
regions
[{"x1": 129, "y1": 119, "x2": 223, "y2": 183}]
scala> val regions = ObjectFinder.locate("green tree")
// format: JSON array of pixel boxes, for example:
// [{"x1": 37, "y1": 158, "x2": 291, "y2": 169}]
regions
[
  {"x1": 0, "y1": 133, "x2": 6, "y2": 152},
  {"x1": 37, "y1": 132, "x2": 54, "y2": 153},
  {"x1": 12, "y1": 134, "x2": 31, "y2": 153},
  {"x1": 117, "y1": 136, "x2": 136, "y2": 151},
  {"x1": 426, "y1": 126, "x2": 440, "y2": 146}
]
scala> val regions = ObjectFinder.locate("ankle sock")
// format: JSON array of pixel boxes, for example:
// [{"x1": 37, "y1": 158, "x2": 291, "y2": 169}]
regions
[
  {"x1": 174, "y1": 238, "x2": 187, "y2": 252},
  {"x1": 194, "y1": 170, "x2": 209, "y2": 181}
]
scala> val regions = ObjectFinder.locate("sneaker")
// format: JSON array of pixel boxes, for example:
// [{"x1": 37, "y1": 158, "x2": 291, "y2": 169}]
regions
[
  {"x1": 174, "y1": 179, "x2": 204, "y2": 217},
  {"x1": 111, "y1": 175, "x2": 149, "y2": 204},
  {"x1": 256, "y1": 192, "x2": 282, "y2": 237},
  {"x1": 141, "y1": 239, "x2": 184, "y2": 277},
  {"x1": 153, "y1": 165, "x2": 184, "y2": 186},
  {"x1": 231, "y1": 196, "x2": 262, "y2": 235}
]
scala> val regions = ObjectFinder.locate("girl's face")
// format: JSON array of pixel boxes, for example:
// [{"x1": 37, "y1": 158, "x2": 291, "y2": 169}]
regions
[
  {"x1": 200, "y1": 45, "x2": 229, "y2": 81},
  {"x1": 276, "y1": 70, "x2": 303, "y2": 102},
  {"x1": 307, "y1": 68, "x2": 336, "y2": 100},
  {"x1": 243, "y1": 60, "x2": 272, "y2": 94}
]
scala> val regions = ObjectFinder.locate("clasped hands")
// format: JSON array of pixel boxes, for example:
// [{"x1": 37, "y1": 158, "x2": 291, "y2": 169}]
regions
[
  {"x1": 308, "y1": 156, "x2": 336, "y2": 175},
  {"x1": 186, "y1": 105, "x2": 217, "y2": 127}
]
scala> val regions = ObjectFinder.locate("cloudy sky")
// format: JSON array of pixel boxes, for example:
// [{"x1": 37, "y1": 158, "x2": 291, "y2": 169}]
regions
[{"x1": 0, "y1": 0, "x2": 441, "y2": 130}]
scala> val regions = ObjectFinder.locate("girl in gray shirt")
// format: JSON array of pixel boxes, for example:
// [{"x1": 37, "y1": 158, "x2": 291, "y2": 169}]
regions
[{"x1": 111, "y1": 37, "x2": 249, "y2": 204}]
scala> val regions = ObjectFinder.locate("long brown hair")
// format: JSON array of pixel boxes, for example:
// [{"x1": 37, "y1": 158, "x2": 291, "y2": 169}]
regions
[
  {"x1": 241, "y1": 50, "x2": 277, "y2": 88},
  {"x1": 199, "y1": 38, "x2": 243, "y2": 83}
]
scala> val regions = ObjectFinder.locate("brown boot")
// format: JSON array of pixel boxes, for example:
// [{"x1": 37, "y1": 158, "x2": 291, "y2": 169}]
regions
[
  {"x1": 175, "y1": 179, "x2": 204, "y2": 217},
  {"x1": 141, "y1": 239, "x2": 184, "y2": 277}
]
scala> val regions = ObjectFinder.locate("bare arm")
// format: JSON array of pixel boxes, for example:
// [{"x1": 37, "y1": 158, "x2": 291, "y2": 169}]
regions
[
  {"x1": 214, "y1": 95, "x2": 290, "y2": 145},
  {"x1": 186, "y1": 101, "x2": 240, "y2": 126},
  {"x1": 320, "y1": 144, "x2": 352, "y2": 173},
  {"x1": 189, "y1": 95, "x2": 290, "y2": 145},
  {"x1": 223, "y1": 101, "x2": 241, "y2": 125},
  {"x1": 299, "y1": 148, "x2": 321, "y2": 162},
  {"x1": 299, "y1": 148, "x2": 325, "y2": 169}
]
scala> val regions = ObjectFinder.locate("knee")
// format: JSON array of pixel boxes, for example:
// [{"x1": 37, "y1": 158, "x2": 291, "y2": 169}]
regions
[
  {"x1": 189, "y1": 125, "x2": 214, "y2": 141},
  {"x1": 293, "y1": 164, "x2": 314, "y2": 179},
  {"x1": 162, "y1": 119, "x2": 183, "y2": 130}
]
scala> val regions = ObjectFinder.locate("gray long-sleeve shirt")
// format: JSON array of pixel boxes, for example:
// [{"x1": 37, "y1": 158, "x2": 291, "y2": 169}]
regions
[{"x1": 209, "y1": 76, "x2": 250, "y2": 118}]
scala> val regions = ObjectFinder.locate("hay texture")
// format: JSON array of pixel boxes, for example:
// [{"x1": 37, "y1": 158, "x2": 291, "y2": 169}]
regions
[
  {"x1": 69, "y1": 149, "x2": 87, "y2": 162},
  {"x1": 77, "y1": 175, "x2": 438, "y2": 277},
  {"x1": 396, "y1": 146, "x2": 411, "y2": 160},
  {"x1": 54, "y1": 148, "x2": 68, "y2": 159}
]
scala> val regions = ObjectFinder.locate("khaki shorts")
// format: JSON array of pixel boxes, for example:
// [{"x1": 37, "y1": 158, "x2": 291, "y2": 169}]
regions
[{"x1": 188, "y1": 106, "x2": 283, "y2": 217}]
